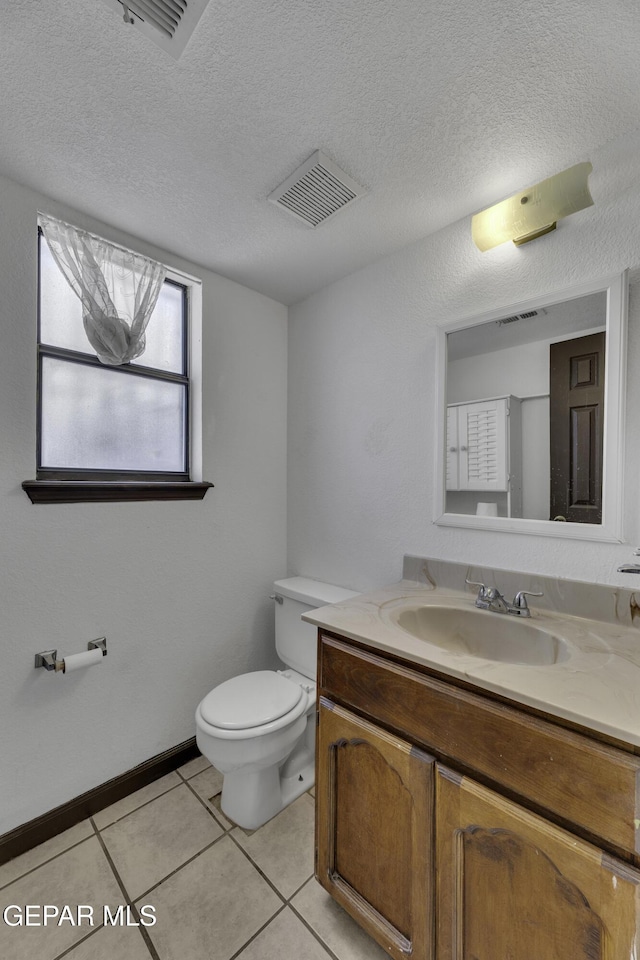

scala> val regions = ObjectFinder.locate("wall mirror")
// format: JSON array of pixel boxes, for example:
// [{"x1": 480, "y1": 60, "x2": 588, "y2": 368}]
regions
[{"x1": 434, "y1": 272, "x2": 628, "y2": 541}]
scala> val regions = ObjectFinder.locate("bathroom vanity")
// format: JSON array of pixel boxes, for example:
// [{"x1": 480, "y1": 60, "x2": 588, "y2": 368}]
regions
[{"x1": 306, "y1": 558, "x2": 640, "y2": 960}]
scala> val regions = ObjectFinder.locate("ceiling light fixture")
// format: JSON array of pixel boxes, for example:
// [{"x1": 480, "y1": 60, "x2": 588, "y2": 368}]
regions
[{"x1": 471, "y1": 162, "x2": 594, "y2": 252}]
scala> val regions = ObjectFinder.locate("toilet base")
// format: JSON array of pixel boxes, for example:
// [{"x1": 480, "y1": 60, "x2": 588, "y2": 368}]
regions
[
  {"x1": 216, "y1": 708, "x2": 316, "y2": 830},
  {"x1": 280, "y1": 757, "x2": 315, "y2": 809},
  {"x1": 220, "y1": 757, "x2": 314, "y2": 831}
]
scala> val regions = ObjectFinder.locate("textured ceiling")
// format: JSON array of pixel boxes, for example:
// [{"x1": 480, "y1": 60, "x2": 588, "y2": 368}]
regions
[{"x1": 1, "y1": 0, "x2": 640, "y2": 304}]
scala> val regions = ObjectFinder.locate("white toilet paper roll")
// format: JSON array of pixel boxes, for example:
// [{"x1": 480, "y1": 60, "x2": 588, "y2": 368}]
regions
[{"x1": 63, "y1": 648, "x2": 103, "y2": 673}]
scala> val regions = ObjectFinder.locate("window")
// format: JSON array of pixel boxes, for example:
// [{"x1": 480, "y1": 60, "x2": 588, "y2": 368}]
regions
[{"x1": 23, "y1": 225, "x2": 211, "y2": 503}]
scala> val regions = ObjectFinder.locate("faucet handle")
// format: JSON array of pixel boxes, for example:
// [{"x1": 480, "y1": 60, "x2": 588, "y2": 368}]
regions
[
  {"x1": 465, "y1": 579, "x2": 502, "y2": 597},
  {"x1": 512, "y1": 589, "x2": 543, "y2": 615},
  {"x1": 465, "y1": 578, "x2": 488, "y2": 598}
]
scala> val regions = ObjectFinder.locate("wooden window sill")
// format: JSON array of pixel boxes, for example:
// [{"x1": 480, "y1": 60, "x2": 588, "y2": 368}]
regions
[{"x1": 22, "y1": 481, "x2": 214, "y2": 504}]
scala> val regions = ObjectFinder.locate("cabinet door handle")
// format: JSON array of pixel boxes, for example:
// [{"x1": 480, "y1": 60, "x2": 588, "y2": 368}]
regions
[{"x1": 460, "y1": 445, "x2": 468, "y2": 451}]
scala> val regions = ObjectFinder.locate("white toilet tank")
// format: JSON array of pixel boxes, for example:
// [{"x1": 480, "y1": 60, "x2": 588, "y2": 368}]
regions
[{"x1": 273, "y1": 577, "x2": 359, "y2": 680}]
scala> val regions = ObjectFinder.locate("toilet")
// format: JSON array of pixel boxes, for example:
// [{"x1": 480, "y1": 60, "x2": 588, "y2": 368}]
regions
[{"x1": 195, "y1": 576, "x2": 359, "y2": 830}]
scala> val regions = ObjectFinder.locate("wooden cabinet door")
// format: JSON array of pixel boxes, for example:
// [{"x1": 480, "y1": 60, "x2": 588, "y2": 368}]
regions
[
  {"x1": 316, "y1": 698, "x2": 434, "y2": 960},
  {"x1": 436, "y1": 765, "x2": 640, "y2": 960}
]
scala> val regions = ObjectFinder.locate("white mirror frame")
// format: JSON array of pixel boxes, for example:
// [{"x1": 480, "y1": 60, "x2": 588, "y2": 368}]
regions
[{"x1": 434, "y1": 271, "x2": 628, "y2": 542}]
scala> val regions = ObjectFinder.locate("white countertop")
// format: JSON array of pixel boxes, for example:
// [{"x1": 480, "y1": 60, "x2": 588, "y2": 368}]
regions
[{"x1": 303, "y1": 577, "x2": 640, "y2": 748}]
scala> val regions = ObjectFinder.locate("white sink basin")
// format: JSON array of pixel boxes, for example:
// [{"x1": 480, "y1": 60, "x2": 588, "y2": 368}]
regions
[{"x1": 391, "y1": 604, "x2": 570, "y2": 666}]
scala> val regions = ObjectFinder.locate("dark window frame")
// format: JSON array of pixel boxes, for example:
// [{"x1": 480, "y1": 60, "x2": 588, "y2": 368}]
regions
[{"x1": 24, "y1": 228, "x2": 212, "y2": 503}]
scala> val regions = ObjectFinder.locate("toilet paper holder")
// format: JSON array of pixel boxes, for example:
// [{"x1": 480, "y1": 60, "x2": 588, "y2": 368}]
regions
[{"x1": 35, "y1": 638, "x2": 107, "y2": 672}]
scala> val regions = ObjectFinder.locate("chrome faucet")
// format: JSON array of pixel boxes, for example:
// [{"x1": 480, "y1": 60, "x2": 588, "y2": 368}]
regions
[{"x1": 465, "y1": 580, "x2": 543, "y2": 618}]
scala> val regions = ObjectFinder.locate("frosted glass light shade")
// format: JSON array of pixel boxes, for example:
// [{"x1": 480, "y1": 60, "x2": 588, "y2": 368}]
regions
[{"x1": 471, "y1": 162, "x2": 594, "y2": 252}]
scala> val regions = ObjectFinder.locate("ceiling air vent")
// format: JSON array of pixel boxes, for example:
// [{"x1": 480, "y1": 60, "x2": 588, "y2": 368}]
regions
[
  {"x1": 496, "y1": 310, "x2": 540, "y2": 326},
  {"x1": 100, "y1": 0, "x2": 210, "y2": 58},
  {"x1": 268, "y1": 151, "x2": 366, "y2": 227}
]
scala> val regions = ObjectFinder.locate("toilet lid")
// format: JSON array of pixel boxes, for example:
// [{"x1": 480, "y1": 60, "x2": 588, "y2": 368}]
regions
[{"x1": 199, "y1": 671, "x2": 304, "y2": 730}]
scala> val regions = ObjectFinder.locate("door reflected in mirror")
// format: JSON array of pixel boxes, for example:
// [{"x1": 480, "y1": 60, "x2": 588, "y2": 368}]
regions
[{"x1": 436, "y1": 273, "x2": 627, "y2": 542}]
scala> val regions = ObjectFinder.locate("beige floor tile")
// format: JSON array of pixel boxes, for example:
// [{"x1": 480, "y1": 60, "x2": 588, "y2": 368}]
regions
[
  {"x1": 187, "y1": 766, "x2": 233, "y2": 829},
  {"x1": 232, "y1": 794, "x2": 315, "y2": 899},
  {"x1": 93, "y1": 772, "x2": 182, "y2": 830},
  {"x1": 206, "y1": 793, "x2": 234, "y2": 830},
  {"x1": 291, "y1": 878, "x2": 390, "y2": 960},
  {"x1": 138, "y1": 835, "x2": 282, "y2": 960},
  {"x1": 236, "y1": 906, "x2": 331, "y2": 960},
  {"x1": 0, "y1": 819, "x2": 94, "y2": 889},
  {"x1": 101, "y1": 784, "x2": 222, "y2": 899},
  {"x1": 176, "y1": 753, "x2": 210, "y2": 780},
  {"x1": 188, "y1": 764, "x2": 223, "y2": 799},
  {"x1": 0, "y1": 837, "x2": 123, "y2": 960},
  {"x1": 63, "y1": 923, "x2": 152, "y2": 960}
]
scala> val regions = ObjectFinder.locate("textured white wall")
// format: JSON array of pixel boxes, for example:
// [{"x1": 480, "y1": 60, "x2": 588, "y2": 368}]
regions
[
  {"x1": 0, "y1": 174, "x2": 288, "y2": 834},
  {"x1": 288, "y1": 129, "x2": 640, "y2": 594}
]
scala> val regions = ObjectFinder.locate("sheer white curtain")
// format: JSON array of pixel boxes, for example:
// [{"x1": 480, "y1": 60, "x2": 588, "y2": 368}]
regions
[{"x1": 39, "y1": 215, "x2": 167, "y2": 366}]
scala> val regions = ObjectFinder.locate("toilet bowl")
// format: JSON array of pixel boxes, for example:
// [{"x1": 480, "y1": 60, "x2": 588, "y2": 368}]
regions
[{"x1": 195, "y1": 577, "x2": 358, "y2": 830}]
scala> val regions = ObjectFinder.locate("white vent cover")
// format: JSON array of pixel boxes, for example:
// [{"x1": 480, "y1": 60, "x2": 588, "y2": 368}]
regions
[
  {"x1": 496, "y1": 309, "x2": 540, "y2": 326},
  {"x1": 268, "y1": 151, "x2": 366, "y2": 227},
  {"x1": 100, "y1": 0, "x2": 210, "y2": 58}
]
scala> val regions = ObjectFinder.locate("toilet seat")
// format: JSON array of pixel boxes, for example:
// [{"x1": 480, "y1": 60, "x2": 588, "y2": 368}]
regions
[{"x1": 197, "y1": 670, "x2": 310, "y2": 740}]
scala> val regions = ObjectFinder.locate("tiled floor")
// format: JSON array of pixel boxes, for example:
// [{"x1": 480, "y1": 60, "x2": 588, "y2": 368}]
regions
[{"x1": 0, "y1": 755, "x2": 389, "y2": 960}]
